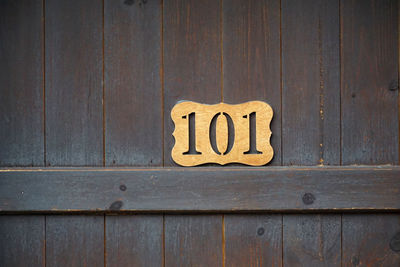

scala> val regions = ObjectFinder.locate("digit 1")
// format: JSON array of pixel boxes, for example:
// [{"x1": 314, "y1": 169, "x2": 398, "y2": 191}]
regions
[
  {"x1": 243, "y1": 112, "x2": 262, "y2": 154},
  {"x1": 182, "y1": 112, "x2": 202, "y2": 155}
]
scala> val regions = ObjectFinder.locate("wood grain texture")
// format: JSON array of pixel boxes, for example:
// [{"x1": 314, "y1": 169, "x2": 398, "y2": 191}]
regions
[
  {"x1": 171, "y1": 101, "x2": 273, "y2": 166},
  {"x1": 106, "y1": 215, "x2": 163, "y2": 267},
  {"x1": 45, "y1": 0, "x2": 103, "y2": 166},
  {"x1": 342, "y1": 214, "x2": 400, "y2": 267},
  {"x1": 163, "y1": 0, "x2": 222, "y2": 166},
  {"x1": 105, "y1": 0, "x2": 162, "y2": 166},
  {"x1": 223, "y1": 0, "x2": 281, "y2": 165},
  {"x1": 281, "y1": 1, "x2": 341, "y2": 265},
  {"x1": 0, "y1": 0, "x2": 44, "y2": 166},
  {"x1": 0, "y1": 216, "x2": 45, "y2": 267},
  {"x1": 282, "y1": 0, "x2": 340, "y2": 165},
  {"x1": 165, "y1": 215, "x2": 222, "y2": 267},
  {"x1": 341, "y1": 3, "x2": 399, "y2": 266},
  {"x1": 46, "y1": 215, "x2": 104, "y2": 267},
  {"x1": 225, "y1": 215, "x2": 282, "y2": 267},
  {"x1": 283, "y1": 215, "x2": 341, "y2": 266},
  {"x1": 0, "y1": 167, "x2": 399, "y2": 212},
  {"x1": 341, "y1": 0, "x2": 399, "y2": 164}
]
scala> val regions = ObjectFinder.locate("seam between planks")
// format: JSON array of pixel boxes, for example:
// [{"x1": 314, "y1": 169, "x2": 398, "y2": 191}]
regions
[
  {"x1": 220, "y1": 0, "x2": 224, "y2": 102},
  {"x1": 161, "y1": 0, "x2": 165, "y2": 167},
  {"x1": 398, "y1": 0, "x2": 400, "y2": 165},
  {"x1": 104, "y1": 215, "x2": 106, "y2": 267},
  {"x1": 281, "y1": 214, "x2": 284, "y2": 267},
  {"x1": 222, "y1": 214, "x2": 225, "y2": 267},
  {"x1": 102, "y1": 0, "x2": 106, "y2": 167},
  {"x1": 44, "y1": 215, "x2": 46, "y2": 267},
  {"x1": 318, "y1": 13, "x2": 324, "y2": 166},
  {"x1": 339, "y1": 2, "x2": 343, "y2": 265},
  {"x1": 162, "y1": 214, "x2": 165, "y2": 267},
  {"x1": 43, "y1": 0, "x2": 46, "y2": 167},
  {"x1": 339, "y1": 0, "x2": 343, "y2": 166},
  {"x1": 279, "y1": 0, "x2": 283, "y2": 166},
  {"x1": 340, "y1": 213, "x2": 343, "y2": 267}
]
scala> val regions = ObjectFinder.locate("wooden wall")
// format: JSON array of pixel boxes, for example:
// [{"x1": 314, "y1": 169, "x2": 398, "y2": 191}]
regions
[{"x1": 0, "y1": 0, "x2": 399, "y2": 266}]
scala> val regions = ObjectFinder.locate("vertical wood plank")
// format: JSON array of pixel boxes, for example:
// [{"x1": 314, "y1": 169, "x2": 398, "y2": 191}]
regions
[
  {"x1": 46, "y1": 215, "x2": 104, "y2": 267},
  {"x1": 0, "y1": 216, "x2": 45, "y2": 267},
  {"x1": 106, "y1": 215, "x2": 163, "y2": 267},
  {"x1": 104, "y1": 0, "x2": 162, "y2": 166},
  {"x1": 165, "y1": 215, "x2": 222, "y2": 267},
  {"x1": 225, "y1": 215, "x2": 282, "y2": 267},
  {"x1": 282, "y1": 0, "x2": 340, "y2": 165},
  {"x1": 283, "y1": 215, "x2": 341, "y2": 267},
  {"x1": 45, "y1": 0, "x2": 103, "y2": 166},
  {"x1": 341, "y1": 0, "x2": 399, "y2": 164},
  {"x1": 341, "y1": 3, "x2": 399, "y2": 267},
  {"x1": 281, "y1": 1, "x2": 341, "y2": 266},
  {"x1": 163, "y1": 0, "x2": 222, "y2": 166},
  {"x1": 343, "y1": 214, "x2": 400, "y2": 266},
  {"x1": 223, "y1": 0, "x2": 281, "y2": 165},
  {"x1": 0, "y1": 0, "x2": 44, "y2": 166}
]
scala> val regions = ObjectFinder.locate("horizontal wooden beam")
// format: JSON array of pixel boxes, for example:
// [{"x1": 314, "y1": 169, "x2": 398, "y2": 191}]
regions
[{"x1": 0, "y1": 166, "x2": 399, "y2": 213}]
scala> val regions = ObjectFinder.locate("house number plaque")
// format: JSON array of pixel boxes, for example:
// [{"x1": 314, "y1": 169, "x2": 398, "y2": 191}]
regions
[{"x1": 171, "y1": 101, "x2": 274, "y2": 166}]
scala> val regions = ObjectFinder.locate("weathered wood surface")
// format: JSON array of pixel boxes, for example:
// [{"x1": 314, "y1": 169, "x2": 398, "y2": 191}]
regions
[
  {"x1": 0, "y1": 216, "x2": 45, "y2": 267},
  {"x1": 104, "y1": 0, "x2": 162, "y2": 166},
  {"x1": 341, "y1": 0, "x2": 399, "y2": 165},
  {"x1": 340, "y1": 1, "x2": 399, "y2": 266},
  {"x1": 0, "y1": 0, "x2": 399, "y2": 266},
  {"x1": 224, "y1": 214, "x2": 282, "y2": 266},
  {"x1": 0, "y1": 166, "x2": 399, "y2": 212},
  {"x1": 106, "y1": 215, "x2": 163, "y2": 267},
  {"x1": 281, "y1": 1, "x2": 342, "y2": 265},
  {"x1": 46, "y1": 215, "x2": 104, "y2": 267},
  {"x1": 343, "y1": 214, "x2": 400, "y2": 266},
  {"x1": 283, "y1": 214, "x2": 341, "y2": 266},
  {"x1": 45, "y1": 0, "x2": 103, "y2": 166},
  {"x1": 282, "y1": 0, "x2": 340, "y2": 166},
  {"x1": 165, "y1": 215, "x2": 222, "y2": 267},
  {"x1": 0, "y1": 0, "x2": 44, "y2": 166}
]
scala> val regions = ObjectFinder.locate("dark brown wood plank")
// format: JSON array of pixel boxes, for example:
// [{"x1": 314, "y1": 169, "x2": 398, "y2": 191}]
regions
[
  {"x1": 163, "y1": 0, "x2": 222, "y2": 166},
  {"x1": 283, "y1": 215, "x2": 341, "y2": 266},
  {"x1": 281, "y1": 1, "x2": 341, "y2": 266},
  {"x1": 165, "y1": 215, "x2": 222, "y2": 266},
  {"x1": 343, "y1": 214, "x2": 400, "y2": 266},
  {"x1": 282, "y1": 0, "x2": 340, "y2": 165},
  {"x1": 341, "y1": 3, "x2": 399, "y2": 266},
  {"x1": 104, "y1": 0, "x2": 162, "y2": 166},
  {"x1": 341, "y1": 0, "x2": 399, "y2": 165},
  {"x1": 0, "y1": 216, "x2": 45, "y2": 267},
  {"x1": 224, "y1": 215, "x2": 282, "y2": 266},
  {"x1": 0, "y1": 0, "x2": 44, "y2": 166},
  {"x1": 0, "y1": 166, "x2": 399, "y2": 212},
  {"x1": 45, "y1": 0, "x2": 103, "y2": 166},
  {"x1": 46, "y1": 215, "x2": 104, "y2": 267},
  {"x1": 106, "y1": 215, "x2": 163, "y2": 267},
  {"x1": 223, "y1": 0, "x2": 281, "y2": 165}
]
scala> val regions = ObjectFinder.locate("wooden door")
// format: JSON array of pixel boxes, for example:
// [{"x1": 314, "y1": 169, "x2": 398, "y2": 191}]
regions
[{"x1": 1, "y1": 0, "x2": 399, "y2": 266}]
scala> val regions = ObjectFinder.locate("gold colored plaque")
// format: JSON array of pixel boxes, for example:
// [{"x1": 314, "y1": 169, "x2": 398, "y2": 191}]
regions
[{"x1": 171, "y1": 101, "x2": 273, "y2": 166}]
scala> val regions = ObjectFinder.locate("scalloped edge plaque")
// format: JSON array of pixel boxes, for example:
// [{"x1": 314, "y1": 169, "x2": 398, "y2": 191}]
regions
[{"x1": 171, "y1": 101, "x2": 273, "y2": 166}]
